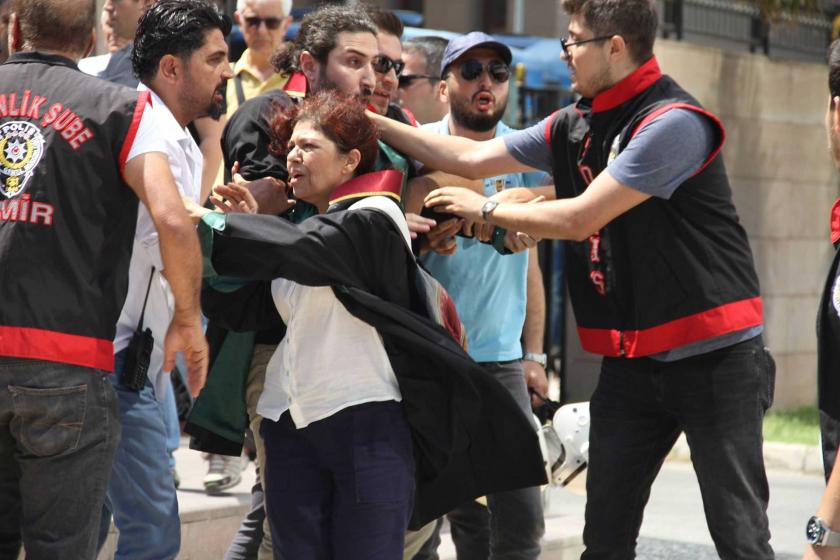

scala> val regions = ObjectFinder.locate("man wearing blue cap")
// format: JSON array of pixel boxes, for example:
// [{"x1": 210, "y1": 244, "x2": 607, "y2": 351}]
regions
[{"x1": 409, "y1": 31, "x2": 548, "y2": 560}]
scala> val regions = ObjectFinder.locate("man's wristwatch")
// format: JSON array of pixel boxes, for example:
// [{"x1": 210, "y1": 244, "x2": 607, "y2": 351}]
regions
[
  {"x1": 481, "y1": 199, "x2": 499, "y2": 223},
  {"x1": 807, "y1": 516, "x2": 840, "y2": 547},
  {"x1": 523, "y1": 352, "x2": 548, "y2": 368}
]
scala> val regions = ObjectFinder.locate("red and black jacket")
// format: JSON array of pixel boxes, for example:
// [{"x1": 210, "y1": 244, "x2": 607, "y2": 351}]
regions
[
  {"x1": 548, "y1": 57, "x2": 762, "y2": 358},
  {"x1": 0, "y1": 52, "x2": 147, "y2": 371}
]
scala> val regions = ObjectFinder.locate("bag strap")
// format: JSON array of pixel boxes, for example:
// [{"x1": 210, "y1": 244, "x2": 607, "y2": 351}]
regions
[
  {"x1": 136, "y1": 266, "x2": 156, "y2": 330},
  {"x1": 234, "y1": 75, "x2": 246, "y2": 107},
  {"x1": 348, "y1": 196, "x2": 412, "y2": 255}
]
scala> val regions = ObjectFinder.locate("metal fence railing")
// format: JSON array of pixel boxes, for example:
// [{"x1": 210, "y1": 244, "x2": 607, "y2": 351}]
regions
[{"x1": 657, "y1": 0, "x2": 832, "y2": 62}]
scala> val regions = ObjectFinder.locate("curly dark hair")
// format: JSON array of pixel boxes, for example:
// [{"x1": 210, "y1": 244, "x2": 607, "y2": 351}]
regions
[
  {"x1": 269, "y1": 90, "x2": 379, "y2": 177},
  {"x1": 132, "y1": 0, "x2": 231, "y2": 83},
  {"x1": 561, "y1": 0, "x2": 657, "y2": 65},
  {"x1": 271, "y1": 4, "x2": 377, "y2": 76},
  {"x1": 830, "y1": 39, "x2": 840, "y2": 101}
]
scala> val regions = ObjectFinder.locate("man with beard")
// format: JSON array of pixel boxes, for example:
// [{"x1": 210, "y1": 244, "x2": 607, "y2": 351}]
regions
[
  {"x1": 97, "y1": 2, "x2": 232, "y2": 559},
  {"x1": 410, "y1": 32, "x2": 547, "y2": 560},
  {"x1": 803, "y1": 38, "x2": 840, "y2": 560},
  {"x1": 186, "y1": 6, "x2": 430, "y2": 558}
]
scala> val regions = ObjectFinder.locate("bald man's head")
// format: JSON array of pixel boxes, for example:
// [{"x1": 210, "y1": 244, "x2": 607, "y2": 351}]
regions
[{"x1": 11, "y1": 0, "x2": 95, "y2": 56}]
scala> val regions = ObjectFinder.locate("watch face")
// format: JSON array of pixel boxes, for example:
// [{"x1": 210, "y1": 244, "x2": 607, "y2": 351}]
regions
[{"x1": 807, "y1": 516, "x2": 824, "y2": 545}]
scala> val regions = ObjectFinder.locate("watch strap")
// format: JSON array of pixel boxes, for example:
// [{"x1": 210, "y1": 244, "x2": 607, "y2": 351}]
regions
[
  {"x1": 523, "y1": 352, "x2": 547, "y2": 368},
  {"x1": 824, "y1": 527, "x2": 840, "y2": 547}
]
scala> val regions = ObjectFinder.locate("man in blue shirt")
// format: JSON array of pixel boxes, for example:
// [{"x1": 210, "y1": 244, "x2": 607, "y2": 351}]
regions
[{"x1": 410, "y1": 32, "x2": 548, "y2": 560}]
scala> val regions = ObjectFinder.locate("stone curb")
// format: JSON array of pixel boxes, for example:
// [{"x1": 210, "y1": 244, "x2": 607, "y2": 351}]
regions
[{"x1": 666, "y1": 433, "x2": 823, "y2": 475}]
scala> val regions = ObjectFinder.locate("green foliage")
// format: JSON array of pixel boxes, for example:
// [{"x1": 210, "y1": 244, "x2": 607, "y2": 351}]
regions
[
  {"x1": 763, "y1": 406, "x2": 820, "y2": 445},
  {"x1": 748, "y1": 0, "x2": 821, "y2": 21}
]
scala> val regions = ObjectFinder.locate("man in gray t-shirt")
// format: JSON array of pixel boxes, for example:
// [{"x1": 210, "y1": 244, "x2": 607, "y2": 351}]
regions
[{"x1": 368, "y1": 1, "x2": 774, "y2": 558}]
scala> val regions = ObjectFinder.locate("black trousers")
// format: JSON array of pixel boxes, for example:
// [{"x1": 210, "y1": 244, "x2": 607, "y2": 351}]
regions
[
  {"x1": 582, "y1": 336, "x2": 775, "y2": 560},
  {"x1": 261, "y1": 401, "x2": 414, "y2": 560}
]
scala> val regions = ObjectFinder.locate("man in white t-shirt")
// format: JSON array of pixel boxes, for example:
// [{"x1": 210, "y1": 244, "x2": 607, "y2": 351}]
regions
[{"x1": 98, "y1": 2, "x2": 233, "y2": 559}]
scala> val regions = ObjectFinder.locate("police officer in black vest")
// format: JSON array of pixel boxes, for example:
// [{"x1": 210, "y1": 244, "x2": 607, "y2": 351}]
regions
[
  {"x1": 802, "y1": 38, "x2": 840, "y2": 560},
  {"x1": 0, "y1": 1, "x2": 207, "y2": 558},
  {"x1": 370, "y1": 0, "x2": 775, "y2": 558}
]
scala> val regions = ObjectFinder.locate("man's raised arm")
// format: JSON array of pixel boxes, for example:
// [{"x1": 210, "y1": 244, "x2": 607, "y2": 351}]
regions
[
  {"x1": 368, "y1": 110, "x2": 531, "y2": 180},
  {"x1": 124, "y1": 151, "x2": 208, "y2": 394}
]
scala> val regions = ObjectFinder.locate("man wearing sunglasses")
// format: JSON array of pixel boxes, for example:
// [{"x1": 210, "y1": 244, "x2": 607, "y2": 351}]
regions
[
  {"x1": 365, "y1": 6, "x2": 418, "y2": 128},
  {"x1": 410, "y1": 31, "x2": 548, "y2": 560},
  {"x1": 369, "y1": 1, "x2": 775, "y2": 558},
  {"x1": 226, "y1": 0, "x2": 293, "y2": 117},
  {"x1": 398, "y1": 36, "x2": 449, "y2": 125}
]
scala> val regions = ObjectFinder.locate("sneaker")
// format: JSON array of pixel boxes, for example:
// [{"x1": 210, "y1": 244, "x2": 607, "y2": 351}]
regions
[{"x1": 204, "y1": 453, "x2": 245, "y2": 494}]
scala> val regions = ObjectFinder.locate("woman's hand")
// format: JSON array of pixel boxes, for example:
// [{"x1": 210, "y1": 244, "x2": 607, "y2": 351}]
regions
[
  {"x1": 211, "y1": 182, "x2": 260, "y2": 214},
  {"x1": 182, "y1": 196, "x2": 211, "y2": 224}
]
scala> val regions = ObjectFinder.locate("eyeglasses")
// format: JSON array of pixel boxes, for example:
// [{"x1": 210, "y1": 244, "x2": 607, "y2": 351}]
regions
[
  {"x1": 560, "y1": 35, "x2": 614, "y2": 56},
  {"x1": 398, "y1": 74, "x2": 439, "y2": 88},
  {"x1": 243, "y1": 16, "x2": 284, "y2": 30},
  {"x1": 457, "y1": 59, "x2": 510, "y2": 83},
  {"x1": 372, "y1": 55, "x2": 405, "y2": 76}
]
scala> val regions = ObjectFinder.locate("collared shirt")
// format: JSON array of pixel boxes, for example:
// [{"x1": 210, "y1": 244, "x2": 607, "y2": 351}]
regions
[
  {"x1": 225, "y1": 49, "x2": 290, "y2": 117},
  {"x1": 114, "y1": 87, "x2": 203, "y2": 398},
  {"x1": 420, "y1": 115, "x2": 545, "y2": 362}
]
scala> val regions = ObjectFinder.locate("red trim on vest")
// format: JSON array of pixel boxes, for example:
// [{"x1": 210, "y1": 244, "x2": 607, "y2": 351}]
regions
[
  {"x1": 592, "y1": 57, "x2": 662, "y2": 114},
  {"x1": 328, "y1": 169, "x2": 404, "y2": 205},
  {"x1": 577, "y1": 296, "x2": 763, "y2": 357},
  {"x1": 402, "y1": 107, "x2": 419, "y2": 128},
  {"x1": 283, "y1": 72, "x2": 308, "y2": 96},
  {"x1": 118, "y1": 90, "x2": 151, "y2": 176},
  {"x1": 544, "y1": 111, "x2": 559, "y2": 149},
  {"x1": 0, "y1": 325, "x2": 115, "y2": 372},
  {"x1": 629, "y1": 102, "x2": 726, "y2": 178},
  {"x1": 831, "y1": 198, "x2": 840, "y2": 245}
]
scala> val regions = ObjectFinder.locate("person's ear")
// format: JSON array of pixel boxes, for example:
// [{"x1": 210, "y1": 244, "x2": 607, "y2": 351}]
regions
[
  {"x1": 300, "y1": 50, "x2": 319, "y2": 85},
  {"x1": 343, "y1": 148, "x2": 361, "y2": 176},
  {"x1": 279, "y1": 15, "x2": 292, "y2": 37},
  {"x1": 8, "y1": 12, "x2": 21, "y2": 54},
  {"x1": 439, "y1": 78, "x2": 449, "y2": 105},
  {"x1": 158, "y1": 53, "x2": 180, "y2": 83},
  {"x1": 233, "y1": 11, "x2": 242, "y2": 27},
  {"x1": 832, "y1": 96, "x2": 840, "y2": 137},
  {"x1": 608, "y1": 35, "x2": 627, "y2": 60},
  {"x1": 82, "y1": 31, "x2": 95, "y2": 59}
]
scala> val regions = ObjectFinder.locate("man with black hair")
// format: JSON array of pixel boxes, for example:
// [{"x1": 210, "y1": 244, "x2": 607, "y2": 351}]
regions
[
  {"x1": 371, "y1": 0, "x2": 775, "y2": 558},
  {"x1": 98, "y1": 2, "x2": 232, "y2": 559},
  {"x1": 0, "y1": 0, "x2": 206, "y2": 558},
  {"x1": 803, "y1": 38, "x2": 840, "y2": 560},
  {"x1": 399, "y1": 36, "x2": 449, "y2": 125}
]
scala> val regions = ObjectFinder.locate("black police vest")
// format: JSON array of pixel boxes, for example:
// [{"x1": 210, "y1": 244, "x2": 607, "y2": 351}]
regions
[
  {"x1": 548, "y1": 57, "x2": 761, "y2": 358},
  {"x1": 0, "y1": 52, "x2": 146, "y2": 372}
]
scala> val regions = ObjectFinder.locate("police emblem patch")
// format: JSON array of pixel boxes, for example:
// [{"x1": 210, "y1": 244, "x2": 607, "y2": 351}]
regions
[
  {"x1": 833, "y1": 272, "x2": 840, "y2": 318},
  {"x1": 0, "y1": 121, "x2": 45, "y2": 198}
]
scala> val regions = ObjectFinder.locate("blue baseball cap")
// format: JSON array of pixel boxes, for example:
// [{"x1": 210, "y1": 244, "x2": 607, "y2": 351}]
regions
[{"x1": 440, "y1": 31, "x2": 512, "y2": 76}]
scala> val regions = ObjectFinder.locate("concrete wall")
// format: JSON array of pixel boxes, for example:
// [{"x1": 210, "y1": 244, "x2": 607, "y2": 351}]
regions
[{"x1": 564, "y1": 39, "x2": 839, "y2": 410}]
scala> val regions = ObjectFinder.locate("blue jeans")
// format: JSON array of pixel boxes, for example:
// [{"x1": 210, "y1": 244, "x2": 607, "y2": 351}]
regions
[
  {"x1": 0, "y1": 357, "x2": 120, "y2": 560},
  {"x1": 582, "y1": 336, "x2": 775, "y2": 560},
  {"x1": 262, "y1": 401, "x2": 415, "y2": 560},
  {"x1": 98, "y1": 350, "x2": 180, "y2": 560}
]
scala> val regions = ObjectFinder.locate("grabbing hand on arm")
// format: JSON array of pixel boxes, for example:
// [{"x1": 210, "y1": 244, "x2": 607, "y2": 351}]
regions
[{"x1": 124, "y1": 152, "x2": 208, "y2": 396}]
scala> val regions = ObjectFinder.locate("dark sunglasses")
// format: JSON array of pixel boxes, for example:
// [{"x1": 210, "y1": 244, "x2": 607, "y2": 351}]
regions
[
  {"x1": 560, "y1": 35, "x2": 614, "y2": 56},
  {"x1": 372, "y1": 55, "x2": 405, "y2": 76},
  {"x1": 457, "y1": 59, "x2": 510, "y2": 83},
  {"x1": 243, "y1": 16, "x2": 284, "y2": 30},
  {"x1": 398, "y1": 74, "x2": 439, "y2": 88}
]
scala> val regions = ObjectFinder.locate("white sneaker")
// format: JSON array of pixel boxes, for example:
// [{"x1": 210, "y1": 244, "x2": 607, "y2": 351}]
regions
[{"x1": 204, "y1": 453, "x2": 246, "y2": 494}]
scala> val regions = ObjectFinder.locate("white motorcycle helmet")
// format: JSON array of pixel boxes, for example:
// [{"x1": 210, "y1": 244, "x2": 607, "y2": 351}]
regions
[{"x1": 535, "y1": 402, "x2": 590, "y2": 487}]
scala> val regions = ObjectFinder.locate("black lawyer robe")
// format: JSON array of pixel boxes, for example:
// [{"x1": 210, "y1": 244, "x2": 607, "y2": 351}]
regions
[{"x1": 200, "y1": 205, "x2": 547, "y2": 529}]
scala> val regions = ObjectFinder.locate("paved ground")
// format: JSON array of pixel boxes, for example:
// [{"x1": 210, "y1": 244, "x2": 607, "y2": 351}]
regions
[{"x1": 96, "y1": 439, "x2": 825, "y2": 558}]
